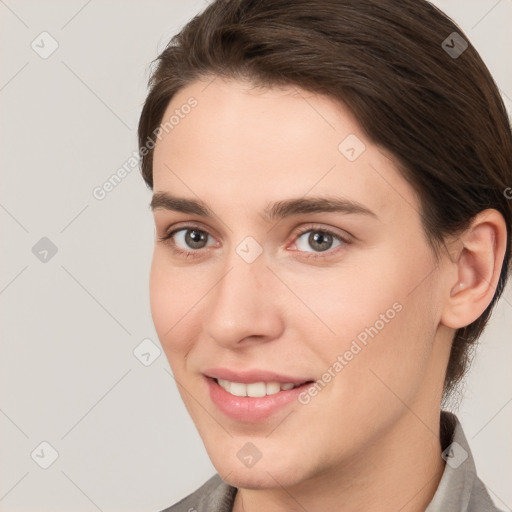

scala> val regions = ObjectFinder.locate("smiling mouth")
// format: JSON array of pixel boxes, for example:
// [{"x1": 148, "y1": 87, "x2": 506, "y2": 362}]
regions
[
  {"x1": 206, "y1": 376, "x2": 316, "y2": 422},
  {"x1": 213, "y1": 377, "x2": 314, "y2": 397}
]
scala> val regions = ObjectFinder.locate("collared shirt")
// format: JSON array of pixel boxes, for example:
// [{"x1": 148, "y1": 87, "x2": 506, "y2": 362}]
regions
[{"x1": 160, "y1": 411, "x2": 503, "y2": 512}]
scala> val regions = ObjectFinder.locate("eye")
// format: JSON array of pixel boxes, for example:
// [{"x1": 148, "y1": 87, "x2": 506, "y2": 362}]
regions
[
  {"x1": 157, "y1": 225, "x2": 216, "y2": 259},
  {"x1": 292, "y1": 225, "x2": 349, "y2": 258},
  {"x1": 173, "y1": 228, "x2": 211, "y2": 250}
]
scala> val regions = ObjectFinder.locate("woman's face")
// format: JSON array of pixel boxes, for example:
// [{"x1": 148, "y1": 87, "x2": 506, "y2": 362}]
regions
[{"x1": 150, "y1": 77, "x2": 452, "y2": 489}]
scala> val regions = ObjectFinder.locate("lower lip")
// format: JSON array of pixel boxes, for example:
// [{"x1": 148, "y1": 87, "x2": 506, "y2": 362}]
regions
[{"x1": 206, "y1": 377, "x2": 312, "y2": 422}]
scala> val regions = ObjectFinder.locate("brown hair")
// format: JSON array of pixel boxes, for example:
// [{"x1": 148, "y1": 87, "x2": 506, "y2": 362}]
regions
[{"x1": 138, "y1": 0, "x2": 512, "y2": 398}]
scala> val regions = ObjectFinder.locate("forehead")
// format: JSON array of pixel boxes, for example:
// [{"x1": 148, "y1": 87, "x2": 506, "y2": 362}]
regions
[{"x1": 152, "y1": 77, "x2": 420, "y2": 225}]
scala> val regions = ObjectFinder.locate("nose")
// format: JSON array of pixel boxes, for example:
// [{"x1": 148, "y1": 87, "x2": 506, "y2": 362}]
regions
[{"x1": 204, "y1": 249, "x2": 285, "y2": 349}]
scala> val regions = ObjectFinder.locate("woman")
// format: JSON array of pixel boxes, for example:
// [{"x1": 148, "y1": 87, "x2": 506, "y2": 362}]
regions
[{"x1": 138, "y1": 0, "x2": 511, "y2": 510}]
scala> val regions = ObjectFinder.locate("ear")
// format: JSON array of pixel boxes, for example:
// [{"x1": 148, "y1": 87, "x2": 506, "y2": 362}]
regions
[{"x1": 441, "y1": 209, "x2": 508, "y2": 330}]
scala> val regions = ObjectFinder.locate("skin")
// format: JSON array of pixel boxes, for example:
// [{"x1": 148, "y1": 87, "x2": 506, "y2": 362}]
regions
[{"x1": 149, "y1": 76, "x2": 507, "y2": 512}]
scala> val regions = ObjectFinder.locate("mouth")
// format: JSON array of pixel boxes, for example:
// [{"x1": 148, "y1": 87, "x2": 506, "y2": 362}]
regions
[
  {"x1": 213, "y1": 377, "x2": 310, "y2": 397},
  {"x1": 205, "y1": 375, "x2": 316, "y2": 422}
]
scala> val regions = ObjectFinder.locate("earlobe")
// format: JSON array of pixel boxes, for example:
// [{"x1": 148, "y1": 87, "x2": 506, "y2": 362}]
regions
[{"x1": 441, "y1": 209, "x2": 507, "y2": 330}]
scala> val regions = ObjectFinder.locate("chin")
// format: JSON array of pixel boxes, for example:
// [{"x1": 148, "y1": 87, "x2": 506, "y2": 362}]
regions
[
  {"x1": 223, "y1": 468, "x2": 298, "y2": 490},
  {"x1": 223, "y1": 471, "x2": 276, "y2": 490},
  {"x1": 212, "y1": 453, "x2": 309, "y2": 490}
]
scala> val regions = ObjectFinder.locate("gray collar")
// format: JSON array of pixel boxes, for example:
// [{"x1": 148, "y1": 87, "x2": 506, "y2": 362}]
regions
[{"x1": 426, "y1": 411, "x2": 502, "y2": 512}]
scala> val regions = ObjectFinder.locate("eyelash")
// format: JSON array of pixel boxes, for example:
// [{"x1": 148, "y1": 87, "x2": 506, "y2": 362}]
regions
[{"x1": 157, "y1": 223, "x2": 351, "y2": 261}]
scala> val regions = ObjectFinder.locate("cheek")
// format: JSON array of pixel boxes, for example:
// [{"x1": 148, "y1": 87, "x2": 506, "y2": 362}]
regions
[
  {"x1": 315, "y1": 246, "x2": 440, "y2": 406},
  {"x1": 295, "y1": 253, "x2": 411, "y2": 344},
  {"x1": 149, "y1": 250, "x2": 196, "y2": 359}
]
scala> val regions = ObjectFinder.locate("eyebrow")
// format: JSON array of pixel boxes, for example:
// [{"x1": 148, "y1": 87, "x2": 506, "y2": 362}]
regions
[{"x1": 150, "y1": 192, "x2": 377, "y2": 222}]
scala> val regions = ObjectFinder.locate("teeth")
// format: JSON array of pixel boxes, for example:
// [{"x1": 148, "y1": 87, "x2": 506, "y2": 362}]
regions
[
  {"x1": 216, "y1": 379, "x2": 301, "y2": 396},
  {"x1": 248, "y1": 382, "x2": 267, "y2": 397},
  {"x1": 230, "y1": 382, "x2": 248, "y2": 397},
  {"x1": 218, "y1": 379, "x2": 231, "y2": 393},
  {"x1": 265, "y1": 382, "x2": 280, "y2": 395}
]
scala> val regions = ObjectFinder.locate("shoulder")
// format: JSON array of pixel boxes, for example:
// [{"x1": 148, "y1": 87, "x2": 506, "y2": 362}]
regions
[{"x1": 158, "y1": 473, "x2": 237, "y2": 512}]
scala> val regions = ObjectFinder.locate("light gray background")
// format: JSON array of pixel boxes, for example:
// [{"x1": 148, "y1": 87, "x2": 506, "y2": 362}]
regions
[{"x1": 0, "y1": 1, "x2": 511, "y2": 511}]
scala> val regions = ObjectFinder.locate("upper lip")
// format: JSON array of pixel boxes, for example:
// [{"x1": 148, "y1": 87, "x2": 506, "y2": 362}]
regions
[{"x1": 204, "y1": 367, "x2": 313, "y2": 385}]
